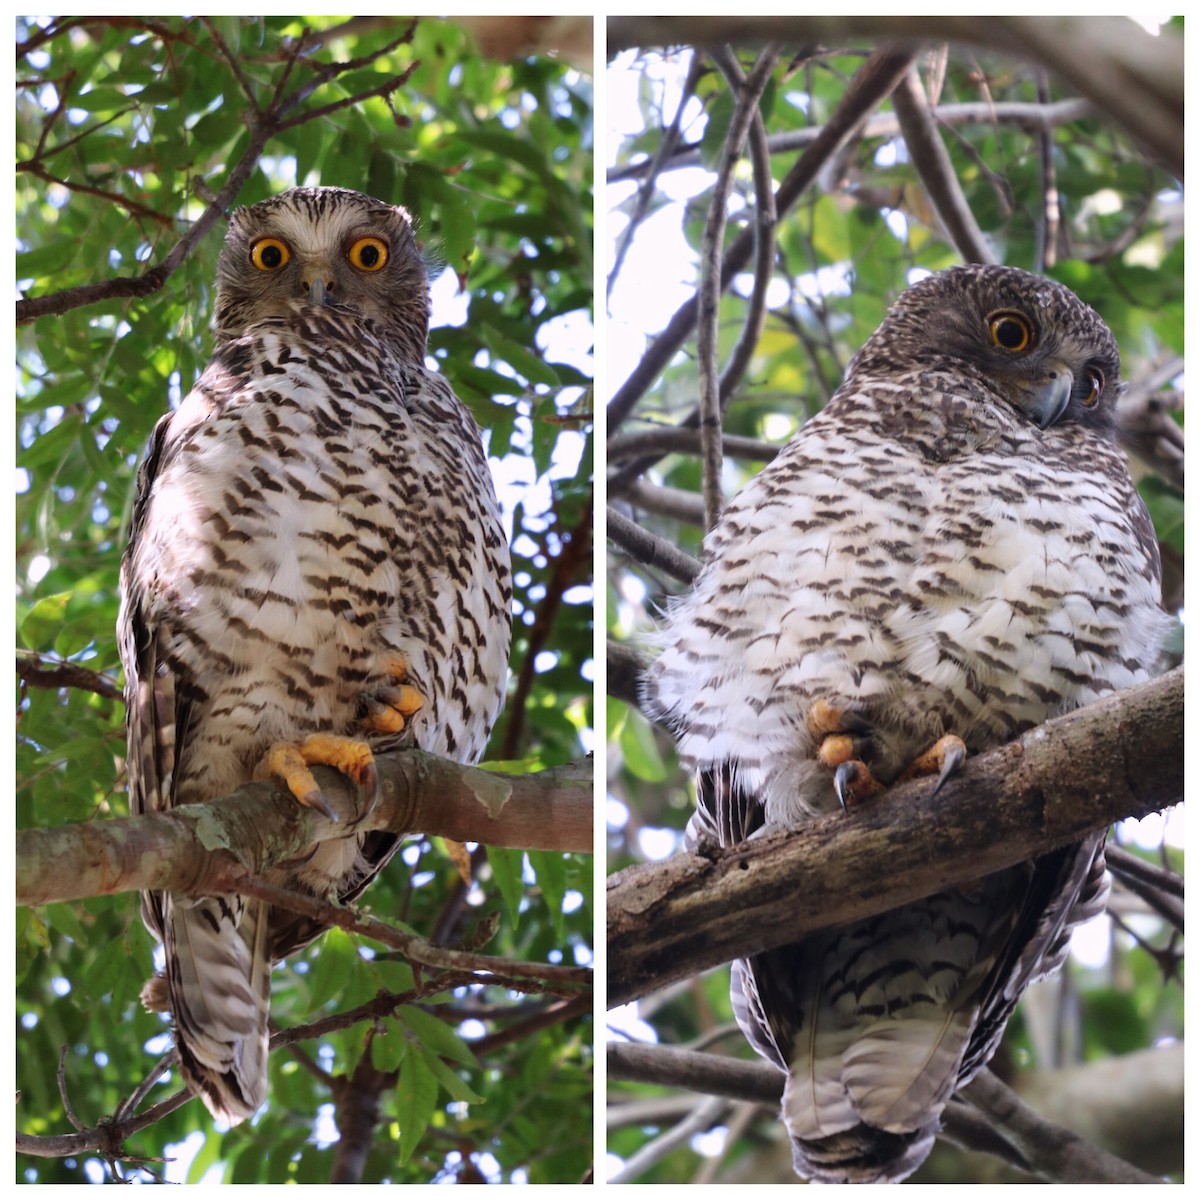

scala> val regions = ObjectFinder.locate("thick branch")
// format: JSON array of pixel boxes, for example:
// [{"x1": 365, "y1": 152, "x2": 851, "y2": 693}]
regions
[
  {"x1": 608, "y1": 16, "x2": 1182, "y2": 178},
  {"x1": 18, "y1": 750, "x2": 592, "y2": 908},
  {"x1": 607, "y1": 668, "x2": 1181, "y2": 1008}
]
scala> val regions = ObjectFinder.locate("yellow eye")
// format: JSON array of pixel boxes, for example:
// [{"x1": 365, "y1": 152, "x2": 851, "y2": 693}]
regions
[
  {"x1": 348, "y1": 237, "x2": 389, "y2": 271},
  {"x1": 988, "y1": 310, "x2": 1034, "y2": 353},
  {"x1": 1082, "y1": 368, "x2": 1103, "y2": 408},
  {"x1": 250, "y1": 238, "x2": 290, "y2": 271}
]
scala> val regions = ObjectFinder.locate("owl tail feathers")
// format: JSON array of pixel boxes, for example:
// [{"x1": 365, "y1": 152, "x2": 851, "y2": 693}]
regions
[
  {"x1": 786, "y1": 1124, "x2": 938, "y2": 1185},
  {"x1": 782, "y1": 1011, "x2": 972, "y2": 1183},
  {"x1": 162, "y1": 895, "x2": 272, "y2": 1125}
]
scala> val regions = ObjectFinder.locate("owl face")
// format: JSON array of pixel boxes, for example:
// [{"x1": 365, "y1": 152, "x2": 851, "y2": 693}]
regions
[
  {"x1": 852, "y1": 264, "x2": 1123, "y2": 433},
  {"x1": 212, "y1": 187, "x2": 431, "y2": 360}
]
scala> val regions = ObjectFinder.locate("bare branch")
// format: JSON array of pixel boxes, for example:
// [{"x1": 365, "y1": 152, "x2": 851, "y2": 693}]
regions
[
  {"x1": 17, "y1": 749, "x2": 592, "y2": 908},
  {"x1": 960, "y1": 1071, "x2": 1161, "y2": 1184},
  {"x1": 608, "y1": 16, "x2": 1182, "y2": 178},
  {"x1": 16, "y1": 651, "x2": 122, "y2": 701},
  {"x1": 237, "y1": 874, "x2": 590, "y2": 990},
  {"x1": 608, "y1": 99, "x2": 1096, "y2": 183},
  {"x1": 697, "y1": 47, "x2": 782, "y2": 530},
  {"x1": 607, "y1": 506, "x2": 700, "y2": 584},
  {"x1": 608, "y1": 668, "x2": 1182, "y2": 1007},
  {"x1": 607, "y1": 427, "x2": 779, "y2": 464},
  {"x1": 892, "y1": 68, "x2": 997, "y2": 264},
  {"x1": 607, "y1": 46, "x2": 917, "y2": 433},
  {"x1": 609, "y1": 1043, "x2": 1166, "y2": 1183}
]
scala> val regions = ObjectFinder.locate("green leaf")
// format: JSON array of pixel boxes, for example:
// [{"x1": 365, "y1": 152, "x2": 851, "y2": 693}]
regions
[
  {"x1": 396, "y1": 1004, "x2": 478, "y2": 1067},
  {"x1": 486, "y1": 845, "x2": 525, "y2": 922},
  {"x1": 19, "y1": 592, "x2": 72, "y2": 651},
  {"x1": 371, "y1": 1019, "x2": 409, "y2": 1073},
  {"x1": 415, "y1": 1043, "x2": 485, "y2": 1104},
  {"x1": 395, "y1": 1051, "x2": 439, "y2": 1165}
]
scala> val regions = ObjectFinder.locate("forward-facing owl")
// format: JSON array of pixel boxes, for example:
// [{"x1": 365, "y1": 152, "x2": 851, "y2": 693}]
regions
[
  {"x1": 118, "y1": 186, "x2": 512, "y2": 1123},
  {"x1": 643, "y1": 264, "x2": 1169, "y2": 1182}
]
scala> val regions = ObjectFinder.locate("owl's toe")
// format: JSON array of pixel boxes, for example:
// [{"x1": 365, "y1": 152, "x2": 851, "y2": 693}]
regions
[
  {"x1": 360, "y1": 655, "x2": 426, "y2": 734},
  {"x1": 899, "y1": 734, "x2": 968, "y2": 794},
  {"x1": 256, "y1": 733, "x2": 379, "y2": 822},
  {"x1": 833, "y1": 759, "x2": 884, "y2": 809}
]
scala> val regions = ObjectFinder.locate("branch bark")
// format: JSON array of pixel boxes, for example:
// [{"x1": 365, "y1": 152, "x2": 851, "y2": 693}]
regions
[
  {"x1": 18, "y1": 749, "x2": 592, "y2": 908},
  {"x1": 607, "y1": 16, "x2": 1182, "y2": 179},
  {"x1": 607, "y1": 667, "x2": 1181, "y2": 1008}
]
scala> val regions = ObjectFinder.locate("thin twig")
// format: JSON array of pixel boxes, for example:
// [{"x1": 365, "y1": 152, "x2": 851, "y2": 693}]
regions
[
  {"x1": 892, "y1": 68, "x2": 996, "y2": 265},
  {"x1": 607, "y1": 507, "x2": 700, "y2": 585},
  {"x1": 607, "y1": 46, "x2": 915, "y2": 440},
  {"x1": 697, "y1": 46, "x2": 781, "y2": 530},
  {"x1": 607, "y1": 99, "x2": 1095, "y2": 182},
  {"x1": 234, "y1": 874, "x2": 591, "y2": 990},
  {"x1": 16, "y1": 651, "x2": 123, "y2": 701},
  {"x1": 715, "y1": 48, "x2": 779, "y2": 410},
  {"x1": 608, "y1": 52, "x2": 705, "y2": 302},
  {"x1": 607, "y1": 427, "x2": 779, "y2": 464},
  {"x1": 499, "y1": 483, "x2": 593, "y2": 757}
]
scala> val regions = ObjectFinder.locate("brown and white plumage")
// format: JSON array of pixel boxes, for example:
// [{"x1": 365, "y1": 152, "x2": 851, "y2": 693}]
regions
[
  {"x1": 644, "y1": 265, "x2": 1168, "y2": 1182},
  {"x1": 119, "y1": 187, "x2": 511, "y2": 1123}
]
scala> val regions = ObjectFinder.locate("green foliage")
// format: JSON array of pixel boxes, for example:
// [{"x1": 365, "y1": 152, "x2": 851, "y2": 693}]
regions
[
  {"x1": 17, "y1": 14, "x2": 592, "y2": 1185},
  {"x1": 608, "y1": 40, "x2": 1182, "y2": 1184}
]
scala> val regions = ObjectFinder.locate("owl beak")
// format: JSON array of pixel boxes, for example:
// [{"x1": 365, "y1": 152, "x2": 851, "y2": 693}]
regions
[
  {"x1": 304, "y1": 277, "x2": 335, "y2": 307},
  {"x1": 1014, "y1": 367, "x2": 1072, "y2": 430}
]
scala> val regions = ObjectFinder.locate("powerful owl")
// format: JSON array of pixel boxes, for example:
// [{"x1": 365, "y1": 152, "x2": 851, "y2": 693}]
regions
[
  {"x1": 118, "y1": 186, "x2": 512, "y2": 1123},
  {"x1": 643, "y1": 264, "x2": 1169, "y2": 1182}
]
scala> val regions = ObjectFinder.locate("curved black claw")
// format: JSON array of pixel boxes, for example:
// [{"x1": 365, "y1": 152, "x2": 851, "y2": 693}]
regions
[
  {"x1": 833, "y1": 762, "x2": 856, "y2": 812},
  {"x1": 931, "y1": 740, "x2": 967, "y2": 796}
]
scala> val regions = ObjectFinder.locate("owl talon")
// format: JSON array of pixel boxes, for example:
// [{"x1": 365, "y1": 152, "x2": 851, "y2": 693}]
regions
[
  {"x1": 256, "y1": 734, "x2": 379, "y2": 823},
  {"x1": 899, "y1": 734, "x2": 968, "y2": 794},
  {"x1": 360, "y1": 656, "x2": 426, "y2": 735},
  {"x1": 833, "y1": 760, "x2": 883, "y2": 808}
]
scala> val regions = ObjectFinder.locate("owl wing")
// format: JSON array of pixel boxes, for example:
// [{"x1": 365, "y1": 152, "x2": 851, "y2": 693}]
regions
[{"x1": 119, "y1": 377, "x2": 272, "y2": 1125}]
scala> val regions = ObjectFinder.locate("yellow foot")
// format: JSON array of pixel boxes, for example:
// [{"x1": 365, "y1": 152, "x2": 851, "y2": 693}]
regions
[
  {"x1": 360, "y1": 653, "x2": 425, "y2": 735},
  {"x1": 255, "y1": 733, "x2": 377, "y2": 822},
  {"x1": 805, "y1": 699, "x2": 881, "y2": 809},
  {"x1": 899, "y1": 734, "x2": 968, "y2": 794}
]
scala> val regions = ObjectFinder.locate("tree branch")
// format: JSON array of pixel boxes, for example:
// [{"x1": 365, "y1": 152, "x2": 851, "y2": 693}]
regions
[
  {"x1": 607, "y1": 46, "x2": 917, "y2": 433},
  {"x1": 892, "y1": 68, "x2": 997, "y2": 264},
  {"x1": 607, "y1": 667, "x2": 1181, "y2": 1008},
  {"x1": 15, "y1": 34, "x2": 420, "y2": 325},
  {"x1": 608, "y1": 16, "x2": 1182, "y2": 178},
  {"x1": 18, "y1": 749, "x2": 592, "y2": 908},
  {"x1": 16, "y1": 650, "x2": 122, "y2": 700}
]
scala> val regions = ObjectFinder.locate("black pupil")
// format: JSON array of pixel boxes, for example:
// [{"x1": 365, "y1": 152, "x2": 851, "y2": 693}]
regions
[
  {"x1": 359, "y1": 243, "x2": 380, "y2": 267},
  {"x1": 260, "y1": 244, "x2": 282, "y2": 268},
  {"x1": 996, "y1": 319, "x2": 1025, "y2": 348}
]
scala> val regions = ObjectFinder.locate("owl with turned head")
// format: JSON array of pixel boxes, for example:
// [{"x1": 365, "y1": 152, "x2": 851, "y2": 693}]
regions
[
  {"x1": 119, "y1": 186, "x2": 512, "y2": 1123},
  {"x1": 644, "y1": 264, "x2": 1169, "y2": 1182}
]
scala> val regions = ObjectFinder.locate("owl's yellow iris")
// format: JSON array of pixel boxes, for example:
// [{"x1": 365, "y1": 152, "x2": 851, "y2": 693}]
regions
[
  {"x1": 250, "y1": 238, "x2": 290, "y2": 271},
  {"x1": 348, "y1": 237, "x2": 389, "y2": 271},
  {"x1": 987, "y1": 310, "x2": 1034, "y2": 353}
]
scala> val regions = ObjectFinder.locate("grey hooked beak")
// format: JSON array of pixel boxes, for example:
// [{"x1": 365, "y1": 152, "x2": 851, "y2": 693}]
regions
[
  {"x1": 1014, "y1": 367, "x2": 1072, "y2": 430},
  {"x1": 305, "y1": 277, "x2": 335, "y2": 306}
]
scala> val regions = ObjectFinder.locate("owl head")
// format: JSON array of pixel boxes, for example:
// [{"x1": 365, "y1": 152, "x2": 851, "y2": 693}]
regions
[
  {"x1": 212, "y1": 187, "x2": 431, "y2": 361},
  {"x1": 848, "y1": 264, "x2": 1124, "y2": 433}
]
